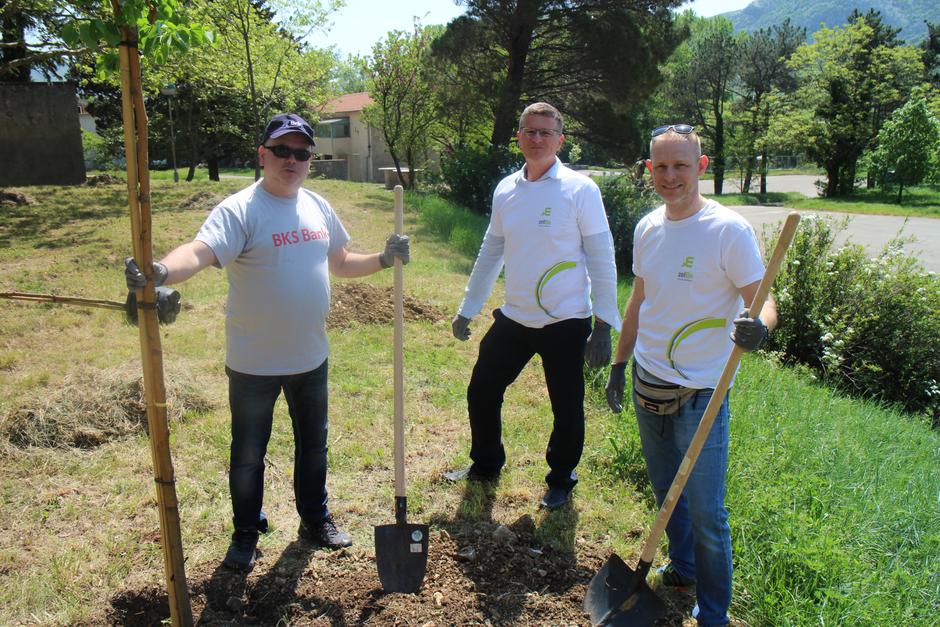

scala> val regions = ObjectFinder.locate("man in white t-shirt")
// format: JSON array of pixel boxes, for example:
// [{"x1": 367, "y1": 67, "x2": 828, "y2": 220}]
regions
[
  {"x1": 605, "y1": 124, "x2": 777, "y2": 626},
  {"x1": 447, "y1": 102, "x2": 621, "y2": 511},
  {"x1": 123, "y1": 113, "x2": 410, "y2": 573}
]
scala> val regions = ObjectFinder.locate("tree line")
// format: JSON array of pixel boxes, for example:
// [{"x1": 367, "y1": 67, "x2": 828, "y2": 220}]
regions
[{"x1": 3, "y1": 2, "x2": 938, "y2": 201}]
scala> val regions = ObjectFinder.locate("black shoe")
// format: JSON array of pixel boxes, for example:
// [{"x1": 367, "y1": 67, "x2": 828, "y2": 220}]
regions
[
  {"x1": 539, "y1": 486, "x2": 570, "y2": 510},
  {"x1": 443, "y1": 465, "x2": 500, "y2": 482},
  {"x1": 298, "y1": 514, "x2": 352, "y2": 549},
  {"x1": 223, "y1": 529, "x2": 259, "y2": 572}
]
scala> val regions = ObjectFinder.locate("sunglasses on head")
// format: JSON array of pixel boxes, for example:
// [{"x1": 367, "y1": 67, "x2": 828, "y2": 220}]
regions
[
  {"x1": 264, "y1": 144, "x2": 313, "y2": 161},
  {"x1": 651, "y1": 124, "x2": 695, "y2": 138}
]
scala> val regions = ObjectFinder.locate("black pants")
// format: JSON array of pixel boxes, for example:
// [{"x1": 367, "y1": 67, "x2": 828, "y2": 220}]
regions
[{"x1": 467, "y1": 309, "x2": 592, "y2": 489}]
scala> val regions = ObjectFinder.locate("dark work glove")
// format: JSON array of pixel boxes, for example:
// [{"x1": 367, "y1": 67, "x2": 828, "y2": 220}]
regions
[
  {"x1": 125, "y1": 286, "x2": 181, "y2": 325},
  {"x1": 125, "y1": 257, "x2": 168, "y2": 290},
  {"x1": 606, "y1": 362, "x2": 627, "y2": 413},
  {"x1": 584, "y1": 319, "x2": 611, "y2": 369},
  {"x1": 452, "y1": 314, "x2": 471, "y2": 341},
  {"x1": 379, "y1": 234, "x2": 410, "y2": 268},
  {"x1": 730, "y1": 309, "x2": 768, "y2": 352}
]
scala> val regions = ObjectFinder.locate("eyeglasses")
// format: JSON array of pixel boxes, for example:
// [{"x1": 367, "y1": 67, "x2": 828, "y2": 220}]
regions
[
  {"x1": 651, "y1": 124, "x2": 695, "y2": 138},
  {"x1": 520, "y1": 127, "x2": 562, "y2": 139},
  {"x1": 264, "y1": 144, "x2": 313, "y2": 161}
]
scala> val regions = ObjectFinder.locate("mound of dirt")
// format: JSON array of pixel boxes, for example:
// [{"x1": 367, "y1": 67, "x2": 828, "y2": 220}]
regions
[
  {"x1": 177, "y1": 191, "x2": 226, "y2": 212},
  {"x1": 85, "y1": 174, "x2": 125, "y2": 186},
  {"x1": 328, "y1": 282, "x2": 445, "y2": 329},
  {"x1": 106, "y1": 515, "x2": 709, "y2": 626},
  {"x1": 0, "y1": 189, "x2": 35, "y2": 207},
  {"x1": 0, "y1": 366, "x2": 214, "y2": 450}
]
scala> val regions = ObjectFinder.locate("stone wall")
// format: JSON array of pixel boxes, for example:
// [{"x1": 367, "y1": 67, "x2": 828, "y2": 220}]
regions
[{"x1": 0, "y1": 82, "x2": 85, "y2": 186}]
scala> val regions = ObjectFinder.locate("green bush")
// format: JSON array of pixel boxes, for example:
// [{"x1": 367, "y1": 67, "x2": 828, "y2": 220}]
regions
[
  {"x1": 438, "y1": 144, "x2": 524, "y2": 215},
  {"x1": 764, "y1": 215, "x2": 940, "y2": 423},
  {"x1": 81, "y1": 129, "x2": 115, "y2": 170},
  {"x1": 598, "y1": 175, "x2": 659, "y2": 277}
]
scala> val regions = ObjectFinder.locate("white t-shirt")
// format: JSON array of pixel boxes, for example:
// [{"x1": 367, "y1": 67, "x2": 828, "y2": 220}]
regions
[
  {"x1": 489, "y1": 159, "x2": 613, "y2": 328},
  {"x1": 195, "y1": 182, "x2": 349, "y2": 376},
  {"x1": 633, "y1": 201, "x2": 764, "y2": 388}
]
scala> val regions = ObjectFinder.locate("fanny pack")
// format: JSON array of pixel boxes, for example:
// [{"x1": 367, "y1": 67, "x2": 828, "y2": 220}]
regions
[{"x1": 632, "y1": 362, "x2": 697, "y2": 416}]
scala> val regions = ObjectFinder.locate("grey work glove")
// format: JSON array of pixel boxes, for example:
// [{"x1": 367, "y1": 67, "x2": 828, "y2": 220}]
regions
[
  {"x1": 124, "y1": 286, "x2": 181, "y2": 325},
  {"x1": 125, "y1": 257, "x2": 168, "y2": 290},
  {"x1": 584, "y1": 319, "x2": 612, "y2": 369},
  {"x1": 730, "y1": 309, "x2": 768, "y2": 352},
  {"x1": 605, "y1": 362, "x2": 627, "y2": 413},
  {"x1": 452, "y1": 314, "x2": 471, "y2": 341},
  {"x1": 379, "y1": 234, "x2": 410, "y2": 268}
]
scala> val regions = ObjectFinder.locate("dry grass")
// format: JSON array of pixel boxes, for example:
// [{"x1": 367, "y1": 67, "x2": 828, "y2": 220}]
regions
[{"x1": 1, "y1": 363, "x2": 214, "y2": 451}]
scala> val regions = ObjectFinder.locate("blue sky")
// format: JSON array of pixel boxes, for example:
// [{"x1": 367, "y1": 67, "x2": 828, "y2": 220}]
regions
[{"x1": 321, "y1": 0, "x2": 754, "y2": 58}]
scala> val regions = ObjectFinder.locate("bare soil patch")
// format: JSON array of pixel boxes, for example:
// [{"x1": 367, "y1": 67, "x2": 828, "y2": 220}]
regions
[
  {"x1": 107, "y1": 516, "x2": 708, "y2": 626},
  {"x1": 85, "y1": 173, "x2": 125, "y2": 186},
  {"x1": 177, "y1": 190, "x2": 227, "y2": 212},
  {"x1": 328, "y1": 282, "x2": 445, "y2": 329}
]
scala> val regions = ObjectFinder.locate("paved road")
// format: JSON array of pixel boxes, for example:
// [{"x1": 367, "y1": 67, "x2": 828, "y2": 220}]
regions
[
  {"x1": 729, "y1": 205, "x2": 940, "y2": 272},
  {"x1": 699, "y1": 174, "x2": 821, "y2": 197}
]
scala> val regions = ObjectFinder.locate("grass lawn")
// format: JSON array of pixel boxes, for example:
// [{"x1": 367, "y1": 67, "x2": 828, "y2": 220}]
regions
[{"x1": 0, "y1": 179, "x2": 937, "y2": 625}]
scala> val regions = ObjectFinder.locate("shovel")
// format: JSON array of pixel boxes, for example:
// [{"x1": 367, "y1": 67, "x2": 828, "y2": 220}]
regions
[
  {"x1": 584, "y1": 212, "x2": 801, "y2": 626},
  {"x1": 375, "y1": 185, "x2": 430, "y2": 593}
]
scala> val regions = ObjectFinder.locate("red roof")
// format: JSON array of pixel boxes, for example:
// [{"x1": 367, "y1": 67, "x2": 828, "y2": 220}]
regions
[{"x1": 325, "y1": 92, "x2": 373, "y2": 114}]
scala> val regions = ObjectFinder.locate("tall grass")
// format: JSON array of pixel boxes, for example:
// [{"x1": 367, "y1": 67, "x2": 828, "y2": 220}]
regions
[{"x1": 603, "y1": 355, "x2": 939, "y2": 626}]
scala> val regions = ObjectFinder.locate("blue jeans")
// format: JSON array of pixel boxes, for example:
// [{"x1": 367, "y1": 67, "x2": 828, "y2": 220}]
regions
[
  {"x1": 227, "y1": 361, "x2": 330, "y2": 531},
  {"x1": 634, "y1": 386, "x2": 732, "y2": 627}
]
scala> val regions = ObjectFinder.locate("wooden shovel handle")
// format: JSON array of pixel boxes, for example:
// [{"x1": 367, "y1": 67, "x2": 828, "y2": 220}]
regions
[
  {"x1": 638, "y1": 212, "x2": 800, "y2": 565},
  {"x1": 393, "y1": 185, "x2": 406, "y2": 498}
]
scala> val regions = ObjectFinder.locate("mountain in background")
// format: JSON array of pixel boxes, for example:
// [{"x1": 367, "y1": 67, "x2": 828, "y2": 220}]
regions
[{"x1": 720, "y1": 0, "x2": 939, "y2": 43}]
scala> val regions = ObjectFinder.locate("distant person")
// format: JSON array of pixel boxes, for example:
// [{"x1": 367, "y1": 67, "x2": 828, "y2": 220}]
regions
[
  {"x1": 605, "y1": 123, "x2": 776, "y2": 625},
  {"x1": 447, "y1": 102, "x2": 621, "y2": 511},
  {"x1": 123, "y1": 113, "x2": 410, "y2": 572}
]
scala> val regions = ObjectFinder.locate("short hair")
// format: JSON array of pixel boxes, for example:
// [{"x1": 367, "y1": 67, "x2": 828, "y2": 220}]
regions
[
  {"x1": 519, "y1": 102, "x2": 564, "y2": 132},
  {"x1": 650, "y1": 128, "x2": 702, "y2": 159}
]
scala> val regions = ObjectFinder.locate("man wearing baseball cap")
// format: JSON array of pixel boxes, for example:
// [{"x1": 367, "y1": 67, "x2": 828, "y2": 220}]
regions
[{"x1": 123, "y1": 112, "x2": 410, "y2": 572}]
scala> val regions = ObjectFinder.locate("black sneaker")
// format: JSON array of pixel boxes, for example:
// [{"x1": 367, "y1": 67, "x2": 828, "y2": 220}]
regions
[
  {"x1": 539, "y1": 486, "x2": 570, "y2": 510},
  {"x1": 298, "y1": 514, "x2": 352, "y2": 549},
  {"x1": 223, "y1": 529, "x2": 259, "y2": 572},
  {"x1": 656, "y1": 563, "x2": 696, "y2": 588},
  {"x1": 443, "y1": 465, "x2": 500, "y2": 482}
]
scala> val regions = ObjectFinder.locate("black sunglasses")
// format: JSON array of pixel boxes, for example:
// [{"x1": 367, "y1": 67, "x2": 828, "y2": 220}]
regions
[
  {"x1": 264, "y1": 144, "x2": 313, "y2": 161},
  {"x1": 651, "y1": 124, "x2": 695, "y2": 138}
]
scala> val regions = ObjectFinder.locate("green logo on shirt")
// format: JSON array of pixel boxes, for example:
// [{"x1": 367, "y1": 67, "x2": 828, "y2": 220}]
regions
[
  {"x1": 538, "y1": 207, "x2": 552, "y2": 227},
  {"x1": 682, "y1": 256, "x2": 694, "y2": 268}
]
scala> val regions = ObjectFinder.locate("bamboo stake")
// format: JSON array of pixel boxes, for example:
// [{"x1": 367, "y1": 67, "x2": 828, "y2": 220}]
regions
[
  {"x1": 0, "y1": 291, "x2": 124, "y2": 310},
  {"x1": 114, "y1": 8, "x2": 193, "y2": 624}
]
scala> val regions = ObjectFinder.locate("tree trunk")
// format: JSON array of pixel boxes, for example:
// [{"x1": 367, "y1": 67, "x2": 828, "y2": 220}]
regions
[
  {"x1": 207, "y1": 157, "x2": 220, "y2": 182},
  {"x1": 742, "y1": 156, "x2": 754, "y2": 194},
  {"x1": 185, "y1": 100, "x2": 197, "y2": 182},
  {"x1": 825, "y1": 163, "x2": 839, "y2": 197},
  {"x1": 489, "y1": 0, "x2": 539, "y2": 146},
  {"x1": 759, "y1": 148, "x2": 768, "y2": 195},
  {"x1": 896, "y1": 182, "x2": 903, "y2": 204}
]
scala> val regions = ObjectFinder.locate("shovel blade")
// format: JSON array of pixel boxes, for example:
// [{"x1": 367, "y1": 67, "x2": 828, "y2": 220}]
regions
[
  {"x1": 374, "y1": 522, "x2": 429, "y2": 593},
  {"x1": 583, "y1": 554, "x2": 666, "y2": 626}
]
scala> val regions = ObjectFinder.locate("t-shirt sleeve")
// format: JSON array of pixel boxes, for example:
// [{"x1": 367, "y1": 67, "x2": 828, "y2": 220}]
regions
[
  {"x1": 576, "y1": 181, "x2": 611, "y2": 237},
  {"x1": 723, "y1": 224, "x2": 765, "y2": 288},
  {"x1": 632, "y1": 219, "x2": 647, "y2": 279},
  {"x1": 195, "y1": 203, "x2": 248, "y2": 268},
  {"x1": 325, "y1": 202, "x2": 350, "y2": 254}
]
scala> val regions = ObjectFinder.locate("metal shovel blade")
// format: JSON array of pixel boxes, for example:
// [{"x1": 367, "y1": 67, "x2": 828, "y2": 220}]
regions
[
  {"x1": 584, "y1": 554, "x2": 666, "y2": 626},
  {"x1": 374, "y1": 521, "x2": 429, "y2": 593}
]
